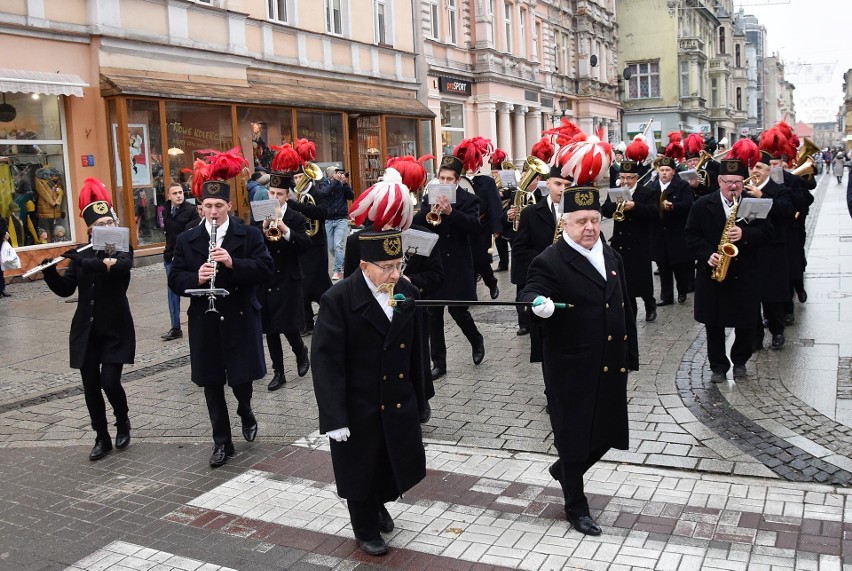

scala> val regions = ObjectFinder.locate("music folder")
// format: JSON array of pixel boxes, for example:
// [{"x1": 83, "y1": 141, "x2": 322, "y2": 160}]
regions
[
  {"x1": 498, "y1": 170, "x2": 518, "y2": 188},
  {"x1": 91, "y1": 226, "x2": 130, "y2": 253},
  {"x1": 250, "y1": 199, "x2": 279, "y2": 222},
  {"x1": 737, "y1": 197, "x2": 773, "y2": 222},
  {"x1": 678, "y1": 168, "x2": 699, "y2": 181},
  {"x1": 426, "y1": 182, "x2": 457, "y2": 204},
  {"x1": 402, "y1": 228, "x2": 439, "y2": 257},
  {"x1": 606, "y1": 188, "x2": 631, "y2": 203}
]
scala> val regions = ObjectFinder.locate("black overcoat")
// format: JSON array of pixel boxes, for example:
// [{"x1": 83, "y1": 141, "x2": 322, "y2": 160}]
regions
[
  {"x1": 685, "y1": 192, "x2": 775, "y2": 328},
  {"x1": 412, "y1": 185, "x2": 479, "y2": 301},
  {"x1": 43, "y1": 247, "x2": 136, "y2": 369},
  {"x1": 257, "y1": 205, "x2": 310, "y2": 334},
  {"x1": 470, "y1": 175, "x2": 503, "y2": 265},
  {"x1": 520, "y1": 238, "x2": 638, "y2": 463},
  {"x1": 289, "y1": 188, "x2": 332, "y2": 302},
  {"x1": 163, "y1": 201, "x2": 199, "y2": 263},
  {"x1": 647, "y1": 176, "x2": 694, "y2": 265},
  {"x1": 601, "y1": 185, "x2": 656, "y2": 299},
  {"x1": 169, "y1": 216, "x2": 274, "y2": 387},
  {"x1": 312, "y1": 272, "x2": 427, "y2": 501},
  {"x1": 511, "y1": 198, "x2": 557, "y2": 286},
  {"x1": 747, "y1": 179, "x2": 792, "y2": 302},
  {"x1": 783, "y1": 171, "x2": 815, "y2": 281}
]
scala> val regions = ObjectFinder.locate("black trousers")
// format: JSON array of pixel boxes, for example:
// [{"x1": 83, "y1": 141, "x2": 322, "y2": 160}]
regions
[
  {"x1": 515, "y1": 283, "x2": 529, "y2": 329},
  {"x1": 303, "y1": 300, "x2": 315, "y2": 331},
  {"x1": 495, "y1": 236, "x2": 510, "y2": 268},
  {"x1": 658, "y1": 261, "x2": 692, "y2": 300},
  {"x1": 630, "y1": 296, "x2": 656, "y2": 319},
  {"x1": 705, "y1": 324, "x2": 754, "y2": 374},
  {"x1": 551, "y1": 447, "x2": 608, "y2": 517},
  {"x1": 761, "y1": 301, "x2": 786, "y2": 336},
  {"x1": 475, "y1": 262, "x2": 497, "y2": 289},
  {"x1": 346, "y1": 432, "x2": 397, "y2": 541},
  {"x1": 429, "y1": 305, "x2": 481, "y2": 366},
  {"x1": 80, "y1": 342, "x2": 128, "y2": 436},
  {"x1": 266, "y1": 332, "x2": 304, "y2": 372},
  {"x1": 203, "y1": 382, "x2": 253, "y2": 445}
]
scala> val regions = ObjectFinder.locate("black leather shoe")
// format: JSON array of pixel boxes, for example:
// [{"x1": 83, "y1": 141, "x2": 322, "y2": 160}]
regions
[
  {"x1": 495, "y1": 265, "x2": 508, "y2": 272},
  {"x1": 677, "y1": 293, "x2": 687, "y2": 304},
  {"x1": 209, "y1": 442, "x2": 236, "y2": 467},
  {"x1": 733, "y1": 365, "x2": 748, "y2": 379},
  {"x1": 242, "y1": 412, "x2": 258, "y2": 442},
  {"x1": 0, "y1": 291, "x2": 10, "y2": 297},
  {"x1": 299, "y1": 327, "x2": 313, "y2": 337},
  {"x1": 797, "y1": 289, "x2": 808, "y2": 303},
  {"x1": 161, "y1": 328, "x2": 183, "y2": 341},
  {"x1": 710, "y1": 372, "x2": 726, "y2": 383},
  {"x1": 548, "y1": 461, "x2": 561, "y2": 482},
  {"x1": 645, "y1": 309, "x2": 657, "y2": 322},
  {"x1": 115, "y1": 419, "x2": 130, "y2": 450},
  {"x1": 89, "y1": 436, "x2": 113, "y2": 461},
  {"x1": 267, "y1": 371, "x2": 286, "y2": 391},
  {"x1": 358, "y1": 537, "x2": 388, "y2": 556},
  {"x1": 489, "y1": 284, "x2": 500, "y2": 300},
  {"x1": 771, "y1": 334, "x2": 785, "y2": 349},
  {"x1": 419, "y1": 402, "x2": 432, "y2": 424},
  {"x1": 430, "y1": 365, "x2": 446, "y2": 380},
  {"x1": 657, "y1": 298, "x2": 674, "y2": 307},
  {"x1": 516, "y1": 327, "x2": 529, "y2": 336},
  {"x1": 567, "y1": 513, "x2": 602, "y2": 536},
  {"x1": 378, "y1": 506, "x2": 395, "y2": 533},
  {"x1": 784, "y1": 313, "x2": 795, "y2": 326},
  {"x1": 472, "y1": 334, "x2": 485, "y2": 365},
  {"x1": 296, "y1": 345, "x2": 310, "y2": 377}
]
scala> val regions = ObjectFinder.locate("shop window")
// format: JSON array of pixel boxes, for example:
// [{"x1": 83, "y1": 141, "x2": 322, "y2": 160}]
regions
[
  {"x1": 385, "y1": 117, "x2": 418, "y2": 160},
  {"x1": 357, "y1": 115, "x2": 382, "y2": 189},
  {"x1": 0, "y1": 92, "x2": 72, "y2": 248},
  {"x1": 296, "y1": 110, "x2": 344, "y2": 167},
  {"x1": 440, "y1": 102, "x2": 464, "y2": 157},
  {"x1": 236, "y1": 107, "x2": 293, "y2": 172},
  {"x1": 419, "y1": 118, "x2": 435, "y2": 182}
]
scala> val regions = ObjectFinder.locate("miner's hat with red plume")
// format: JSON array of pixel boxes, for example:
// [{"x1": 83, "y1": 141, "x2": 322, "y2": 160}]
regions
[
  {"x1": 348, "y1": 168, "x2": 413, "y2": 231},
  {"x1": 386, "y1": 154, "x2": 434, "y2": 193},
  {"x1": 488, "y1": 148, "x2": 508, "y2": 169},
  {"x1": 721, "y1": 138, "x2": 761, "y2": 177},
  {"x1": 193, "y1": 147, "x2": 249, "y2": 201},
  {"x1": 79, "y1": 178, "x2": 114, "y2": 227},
  {"x1": 683, "y1": 133, "x2": 704, "y2": 160}
]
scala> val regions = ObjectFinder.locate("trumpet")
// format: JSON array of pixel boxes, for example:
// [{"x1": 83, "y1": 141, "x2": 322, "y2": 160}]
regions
[
  {"x1": 613, "y1": 197, "x2": 626, "y2": 222},
  {"x1": 425, "y1": 203, "x2": 442, "y2": 226},
  {"x1": 22, "y1": 244, "x2": 93, "y2": 278},
  {"x1": 264, "y1": 215, "x2": 282, "y2": 241}
]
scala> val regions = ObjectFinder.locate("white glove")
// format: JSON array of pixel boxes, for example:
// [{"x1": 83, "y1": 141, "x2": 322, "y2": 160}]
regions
[
  {"x1": 327, "y1": 427, "x2": 350, "y2": 442},
  {"x1": 531, "y1": 295, "x2": 555, "y2": 318}
]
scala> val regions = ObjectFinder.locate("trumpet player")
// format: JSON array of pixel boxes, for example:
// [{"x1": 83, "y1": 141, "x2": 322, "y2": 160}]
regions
[
  {"x1": 601, "y1": 160, "x2": 658, "y2": 322},
  {"x1": 260, "y1": 173, "x2": 312, "y2": 391},
  {"x1": 169, "y1": 154, "x2": 274, "y2": 467},
  {"x1": 42, "y1": 178, "x2": 134, "y2": 462},
  {"x1": 685, "y1": 142, "x2": 774, "y2": 383}
]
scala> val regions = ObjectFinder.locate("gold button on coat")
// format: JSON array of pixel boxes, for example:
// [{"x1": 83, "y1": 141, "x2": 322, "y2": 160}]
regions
[
  {"x1": 607, "y1": 335, "x2": 612, "y2": 341},
  {"x1": 396, "y1": 403, "x2": 401, "y2": 409},
  {"x1": 603, "y1": 366, "x2": 608, "y2": 372},
  {"x1": 620, "y1": 368, "x2": 627, "y2": 373},
  {"x1": 398, "y1": 373, "x2": 404, "y2": 379},
  {"x1": 400, "y1": 343, "x2": 405, "y2": 349}
]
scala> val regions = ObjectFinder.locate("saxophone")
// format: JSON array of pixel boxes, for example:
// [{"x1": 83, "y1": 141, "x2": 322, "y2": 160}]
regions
[{"x1": 710, "y1": 194, "x2": 739, "y2": 282}]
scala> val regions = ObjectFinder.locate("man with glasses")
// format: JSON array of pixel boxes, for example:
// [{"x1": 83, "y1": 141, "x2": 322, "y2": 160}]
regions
[
  {"x1": 312, "y1": 229, "x2": 427, "y2": 557},
  {"x1": 685, "y1": 142, "x2": 775, "y2": 382}
]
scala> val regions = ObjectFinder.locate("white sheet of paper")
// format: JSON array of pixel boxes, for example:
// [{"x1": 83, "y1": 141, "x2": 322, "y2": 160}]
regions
[
  {"x1": 91, "y1": 226, "x2": 130, "y2": 253},
  {"x1": 607, "y1": 188, "x2": 631, "y2": 202},
  {"x1": 738, "y1": 197, "x2": 773, "y2": 221},
  {"x1": 499, "y1": 170, "x2": 518, "y2": 188},
  {"x1": 426, "y1": 182, "x2": 456, "y2": 204},
  {"x1": 402, "y1": 228, "x2": 439, "y2": 257},
  {"x1": 678, "y1": 168, "x2": 699, "y2": 180},
  {"x1": 536, "y1": 180, "x2": 548, "y2": 191},
  {"x1": 250, "y1": 199, "x2": 279, "y2": 222}
]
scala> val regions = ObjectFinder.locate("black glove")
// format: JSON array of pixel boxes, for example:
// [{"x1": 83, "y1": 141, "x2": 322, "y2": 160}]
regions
[{"x1": 61, "y1": 249, "x2": 80, "y2": 263}]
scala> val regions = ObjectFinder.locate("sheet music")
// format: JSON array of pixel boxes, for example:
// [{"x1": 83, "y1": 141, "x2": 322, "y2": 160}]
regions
[
  {"x1": 425, "y1": 182, "x2": 457, "y2": 204},
  {"x1": 606, "y1": 188, "x2": 631, "y2": 202},
  {"x1": 678, "y1": 168, "x2": 699, "y2": 180},
  {"x1": 738, "y1": 197, "x2": 773, "y2": 221},
  {"x1": 402, "y1": 228, "x2": 439, "y2": 257},
  {"x1": 250, "y1": 199, "x2": 279, "y2": 222},
  {"x1": 498, "y1": 170, "x2": 518, "y2": 188},
  {"x1": 91, "y1": 227, "x2": 130, "y2": 253}
]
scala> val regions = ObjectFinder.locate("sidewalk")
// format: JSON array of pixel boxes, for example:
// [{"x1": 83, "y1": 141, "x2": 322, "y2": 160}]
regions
[{"x1": 0, "y1": 172, "x2": 849, "y2": 570}]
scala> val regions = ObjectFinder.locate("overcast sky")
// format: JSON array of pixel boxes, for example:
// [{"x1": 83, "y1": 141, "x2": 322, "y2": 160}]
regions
[{"x1": 737, "y1": 0, "x2": 850, "y2": 124}]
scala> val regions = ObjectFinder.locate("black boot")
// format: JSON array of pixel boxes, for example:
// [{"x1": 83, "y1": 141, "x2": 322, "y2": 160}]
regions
[
  {"x1": 296, "y1": 344, "x2": 310, "y2": 377},
  {"x1": 90, "y1": 433, "x2": 113, "y2": 461},
  {"x1": 115, "y1": 418, "x2": 131, "y2": 450},
  {"x1": 267, "y1": 371, "x2": 286, "y2": 391},
  {"x1": 456, "y1": 314, "x2": 485, "y2": 365}
]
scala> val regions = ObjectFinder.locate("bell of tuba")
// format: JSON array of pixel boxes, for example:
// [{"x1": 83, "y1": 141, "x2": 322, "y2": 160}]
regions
[
  {"x1": 792, "y1": 138, "x2": 820, "y2": 177},
  {"x1": 295, "y1": 162, "x2": 323, "y2": 237}
]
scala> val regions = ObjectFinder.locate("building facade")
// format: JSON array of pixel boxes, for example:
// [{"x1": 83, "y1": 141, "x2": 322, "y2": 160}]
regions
[
  {"x1": 708, "y1": 0, "x2": 747, "y2": 144},
  {"x1": 764, "y1": 55, "x2": 796, "y2": 127},
  {"x1": 811, "y1": 121, "x2": 840, "y2": 151},
  {"x1": 739, "y1": 10, "x2": 766, "y2": 137},
  {"x1": 843, "y1": 68, "x2": 852, "y2": 152},
  {"x1": 422, "y1": 0, "x2": 621, "y2": 165},
  {"x1": 1, "y1": 0, "x2": 433, "y2": 266}
]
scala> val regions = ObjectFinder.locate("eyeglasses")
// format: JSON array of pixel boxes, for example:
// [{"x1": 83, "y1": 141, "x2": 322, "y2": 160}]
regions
[
  {"x1": 92, "y1": 220, "x2": 117, "y2": 227},
  {"x1": 369, "y1": 261, "x2": 405, "y2": 274},
  {"x1": 717, "y1": 178, "x2": 743, "y2": 187}
]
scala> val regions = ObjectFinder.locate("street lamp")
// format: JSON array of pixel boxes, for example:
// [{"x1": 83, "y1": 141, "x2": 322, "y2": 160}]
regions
[{"x1": 559, "y1": 96, "x2": 568, "y2": 118}]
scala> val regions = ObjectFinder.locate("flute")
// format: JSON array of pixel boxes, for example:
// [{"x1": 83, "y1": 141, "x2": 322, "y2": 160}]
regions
[{"x1": 22, "y1": 244, "x2": 93, "y2": 278}]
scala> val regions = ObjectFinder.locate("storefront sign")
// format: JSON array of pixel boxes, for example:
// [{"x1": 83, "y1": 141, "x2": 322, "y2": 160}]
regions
[{"x1": 438, "y1": 77, "x2": 471, "y2": 97}]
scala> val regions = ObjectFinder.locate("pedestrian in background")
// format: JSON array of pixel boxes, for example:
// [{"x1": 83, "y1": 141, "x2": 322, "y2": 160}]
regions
[
  {"x1": 833, "y1": 152, "x2": 845, "y2": 184},
  {"x1": 162, "y1": 182, "x2": 199, "y2": 341},
  {"x1": 0, "y1": 216, "x2": 9, "y2": 298},
  {"x1": 320, "y1": 165, "x2": 354, "y2": 280}
]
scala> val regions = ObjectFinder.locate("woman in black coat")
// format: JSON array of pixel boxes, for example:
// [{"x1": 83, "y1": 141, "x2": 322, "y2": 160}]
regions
[{"x1": 42, "y1": 191, "x2": 135, "y2": 462}]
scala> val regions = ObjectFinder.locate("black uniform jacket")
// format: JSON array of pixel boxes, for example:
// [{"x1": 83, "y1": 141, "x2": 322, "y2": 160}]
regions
[
  {"x1": 312, "y1": 271, "x2": 427, "y2": 501},
  {"x1": 520, "y1": 238, "x2": 638, "y2": 463},
  {"x1": 685, "y1": 192, "x2": 775, "y2": 328},
  {"x1": 511, "y1": 198, "x2": 557, "y2": 286},
  {"x1": 413, "y1": 185, "x2": 480, "y2": 301},
  {"x1": 258, "y1": 205, "x2": 310, "y2": 334},
  {"x1": 169, "y1": 216, "x2": 274, "y2": 387},
  {"x1": 289, "y1": 187, "x2": 332, "y2": 302},
  {"x1": 163, "y1": 201, "x2": 199, "y2": 263},
  {"x1": 43, "y1": 247, "x2": 136, "y2": 369},
  {"x1": 647, "y1": 176, "x2": 695, "y2": 265},
  {"x1": 601, "y1": 185, "x2": 656, "y2": 299},
  {"x1": 747, "y1": 179, "x2": 792, "y2": 302},
  {"x1": 783, "y1": 170, "x2": 815, "y2": 280},
  {"x1": 470, "y1": 175, "x2": 503, "y2": 265}
]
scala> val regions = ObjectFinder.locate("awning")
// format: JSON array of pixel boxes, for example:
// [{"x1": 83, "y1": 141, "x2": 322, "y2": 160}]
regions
[
  {"x1": 101, "y1": 71, "x2": 434, "y2": 118},
  {"x1": 0, "y1": 68, "x2": 89, "y2": 97}
]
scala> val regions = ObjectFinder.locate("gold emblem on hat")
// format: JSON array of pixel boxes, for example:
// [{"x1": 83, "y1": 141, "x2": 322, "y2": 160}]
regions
[
  {"x1": 574, "y1": 191, "x2": 594, "y2": 207},
  {"x1": 92, "y1": 202, "x2": 109, "y2": 215},
  {"x1": 383, "y1": 236, "x2": 402, "y2": 257},
  {"x1": 206, "y1": 182, "x2": 222, "y2": 195},
  {"x1": 441, "y1": 156, "x2": 454, "y2": 167},
  {"x1": 725, "y1": 161, "x2": 739, "y2": 173}
]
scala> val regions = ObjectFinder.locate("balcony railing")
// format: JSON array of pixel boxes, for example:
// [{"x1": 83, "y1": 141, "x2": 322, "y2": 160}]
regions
[{"x1": 679, "y1": 37, "x2": 705, "y2": 53}]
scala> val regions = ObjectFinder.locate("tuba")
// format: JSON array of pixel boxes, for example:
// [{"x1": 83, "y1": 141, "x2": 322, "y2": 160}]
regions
[
  {"x1": 512, "y1": 156, "x2": 547, "y2": 231},
  {"x1": 295, "y1": 162, "x2": 323, "y2": 237},
  {"x1": 792, "y1": 138, "x2": 820, "y2": 177},
  {"x1": 710, "y1": 194, "x2": 739, "y2": 282}
]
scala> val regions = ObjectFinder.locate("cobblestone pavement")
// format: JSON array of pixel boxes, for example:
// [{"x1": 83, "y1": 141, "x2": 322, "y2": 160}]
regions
[{"x1": 0, "y1": 172, "x2": 849, "y2": 569}]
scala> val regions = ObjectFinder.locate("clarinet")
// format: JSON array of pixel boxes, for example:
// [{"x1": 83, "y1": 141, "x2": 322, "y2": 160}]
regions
[{"x1": 205, "y1": 220, "x2": 220, "y2": 313}]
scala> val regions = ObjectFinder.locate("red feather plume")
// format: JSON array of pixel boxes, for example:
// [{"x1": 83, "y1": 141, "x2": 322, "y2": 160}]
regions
[
  {"x1": 625, "y1": 138, "x2": 649, "y2": 163},
  {"x1": 759, "y1": 127, "x2": 789, "y2": 159},
  {"x1": 385, "y1": 154, "x2": 434, "y2": 192},
  {"x1": 664, "y1": 131, "x2": 684, "y2": 161},
  {"x1": 489, "y1": 148, "x2": 508, "y2": 167},
  {"x1": 684, "y1": 133, "x2": 704, "y2": 156},
  {"x1": 530, "y1": 137, "x2": 555, "y2": 163},
  {"x1": 190, "y1": 158, "x2": 209, "y2": 199},
  {"x1": 726, "y1": 138, "x2": 761, "y2": 169},
  {"x1": 542, "y1": 118, "x2": 586, "y2": 148},
  {"x1": 78, "y1": 178, "x2": 112, "y2": 214},
  {"x1": 197, "y1": 147, "x2": 249, "y2": 181},
  {"x1": 270, "y1": 144, "x2": 303, "y2": 172},
  {"x1": 453, "y1": 138, "x2": 485, "y2": 173},
  {"x1": 294, "y1": 138, "x2": 316, "y2": 162}
]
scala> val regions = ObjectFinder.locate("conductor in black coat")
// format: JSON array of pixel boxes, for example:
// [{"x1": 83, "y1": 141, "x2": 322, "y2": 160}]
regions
[
  {"x1": 162, "y1": 182, "x2": 199, "y2": 341},
  {"x1": 42, "y1": 192, "x2": 135, "y2": 461},
  {"x1": 412, "y1": 156, "x2": 484, "y2": 379},
  {"x1": 646, "y1": 156, "x2": 694, "y2": 305},
  {"x1": 521, "y1": 187, "x2": 638, "y2": 537},
  {"x1": 169, "y1": 180, "x2": 274, "y2": 467},
  {"x1": 259, "y1": 173, "x2": 312, "y2": 391},
  {"x1": 312, "y1": 230, "x2": 427, "y2": 557},
  {"x1": 601, "y1": 160, "x2": 658, "y2": 322},
  {"x1": 685, "y1": 158, "x2": 774, "y2": 382}
]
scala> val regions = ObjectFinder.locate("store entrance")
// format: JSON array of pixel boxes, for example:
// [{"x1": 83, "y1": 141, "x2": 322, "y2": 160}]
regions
[{"x1": 348, "y1": 114, "x2": 381, "y2": 196}]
